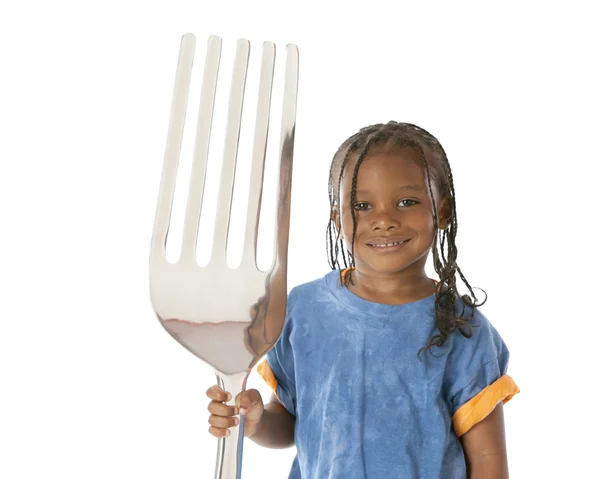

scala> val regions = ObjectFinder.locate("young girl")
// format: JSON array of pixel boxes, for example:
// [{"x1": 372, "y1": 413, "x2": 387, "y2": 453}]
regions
[{"x1": 206, "y1": 121, "x2": 519, "y2": 478}]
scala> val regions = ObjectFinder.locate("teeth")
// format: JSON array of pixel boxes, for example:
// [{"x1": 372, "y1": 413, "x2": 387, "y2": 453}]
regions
[{"x1": 372, "y1": 241, "x2": 404, "y2": 247}]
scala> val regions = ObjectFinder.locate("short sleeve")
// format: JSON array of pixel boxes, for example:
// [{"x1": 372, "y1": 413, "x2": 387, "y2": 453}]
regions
[
  {"x1": 256, "y1": 291, "x2": 297, "y2": 417},
  {"x1": 444, "y1": 308, "x2": 520, "y2": 436}
]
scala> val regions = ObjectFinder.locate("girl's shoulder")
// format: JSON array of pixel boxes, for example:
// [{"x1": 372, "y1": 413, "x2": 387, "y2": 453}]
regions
[
  {"x1": 446, "y1": 299, "x2": 509, "y2": 364},
  {"x1": 287, "y1": 270, "x2": 339, "y2": 302}
]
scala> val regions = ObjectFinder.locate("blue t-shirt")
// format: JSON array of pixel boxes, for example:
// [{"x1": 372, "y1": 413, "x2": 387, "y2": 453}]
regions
[{"x1": 261, "y1": 270, "x2": 518, "y2": 478}]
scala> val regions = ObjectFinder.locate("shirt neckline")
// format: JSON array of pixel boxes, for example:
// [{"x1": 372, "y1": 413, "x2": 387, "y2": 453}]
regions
[{"x1": 325, "y1": 269, "x2": 437, "y2": 319}]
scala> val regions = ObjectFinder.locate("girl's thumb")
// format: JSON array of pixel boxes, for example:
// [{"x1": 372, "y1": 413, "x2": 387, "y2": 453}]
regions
[{"x1": 236, "y1": 390, "x2": 263, "y2": 420}]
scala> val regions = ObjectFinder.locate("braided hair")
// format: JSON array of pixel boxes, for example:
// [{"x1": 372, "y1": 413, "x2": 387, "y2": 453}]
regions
[{"x1": 326, "y1": 121, "x2": 486, "y2": 357}]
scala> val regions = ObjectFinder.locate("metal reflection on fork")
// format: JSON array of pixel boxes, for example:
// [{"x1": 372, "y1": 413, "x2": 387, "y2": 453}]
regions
[{"x1": 149, "y1": 34, "x2": 299, "y2": 479}]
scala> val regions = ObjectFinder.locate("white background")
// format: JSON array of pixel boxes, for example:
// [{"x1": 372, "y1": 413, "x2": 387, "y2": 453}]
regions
[{"x1": 1, "y1": 1, "x2": 598, "y2": 478}]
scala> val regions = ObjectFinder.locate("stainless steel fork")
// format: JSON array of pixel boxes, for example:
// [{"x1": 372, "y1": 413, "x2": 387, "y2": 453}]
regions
[{"x1": 149, "y1": 34, "x2": 298, "y2": 479}]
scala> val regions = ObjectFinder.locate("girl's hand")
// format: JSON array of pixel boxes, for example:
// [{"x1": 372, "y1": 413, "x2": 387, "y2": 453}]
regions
[{"x1": 206, "y1": 385, "x2": 265, "y2": 438}]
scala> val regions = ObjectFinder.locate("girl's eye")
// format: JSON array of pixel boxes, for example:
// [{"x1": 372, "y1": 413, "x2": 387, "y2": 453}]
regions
[
  {"x1": 398, "y1": 199, "x2": 418, "y2": 207},
  {"x1": 353, "y1": 202, "x2": 370, "y2": 210}
]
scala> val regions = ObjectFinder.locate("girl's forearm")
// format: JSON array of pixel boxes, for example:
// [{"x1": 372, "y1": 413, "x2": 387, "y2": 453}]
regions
[{"x1": 467, "y1": 454, "x2": 509, "y2": 479}]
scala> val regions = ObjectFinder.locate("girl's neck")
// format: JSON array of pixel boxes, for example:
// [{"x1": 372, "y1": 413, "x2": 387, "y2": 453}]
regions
[{"x1": 345, "y1": 268, "x2": 437, "y2": 306}]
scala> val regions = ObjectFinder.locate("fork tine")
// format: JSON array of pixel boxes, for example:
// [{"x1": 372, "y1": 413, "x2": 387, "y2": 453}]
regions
[
  {"x1": 151, "y1": 33, "x2": 196, "y2": 261},
  {"x1": 180, "y1": 36, "x2": 222, "y2": 263},
  {"x1": 241, "y1": 42, "x2": 276, "y2": 269},
  {"x1": 271, "y1": 44, "x2": 299, "y2": 270},
  {"x1": 210, "y1": 39, "x2": 251, "y2": 266}
]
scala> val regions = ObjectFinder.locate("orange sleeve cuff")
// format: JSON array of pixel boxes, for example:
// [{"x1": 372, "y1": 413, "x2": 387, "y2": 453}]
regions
[
  {"x1": 452, "y1": 374, "x2": 520, "y2": 437},
  {"x1": 257, "y1": 360, "x2": 279, "y2": 398}
]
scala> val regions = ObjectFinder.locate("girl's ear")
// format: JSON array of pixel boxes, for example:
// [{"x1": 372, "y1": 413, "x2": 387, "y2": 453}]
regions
[
  {"x1": 438, "y1": 197, "x2": 452, "y2": 230},
  {"x1": 331, "y1": 206, "x2": 342, "y2": 236}
]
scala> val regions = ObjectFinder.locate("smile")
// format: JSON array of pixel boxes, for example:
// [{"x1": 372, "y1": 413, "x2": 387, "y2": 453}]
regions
[
  {"x1": 371, "y1": 240, "x2": 406, "y2": 248},
  {"x1": 366, "y1": 239, "x2": 410, "y2": 252}
]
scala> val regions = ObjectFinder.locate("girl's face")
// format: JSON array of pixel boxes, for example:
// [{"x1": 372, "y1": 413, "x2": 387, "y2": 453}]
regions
[{"x1": 333, "y1": 147, "x2": 450, "y2": 278}]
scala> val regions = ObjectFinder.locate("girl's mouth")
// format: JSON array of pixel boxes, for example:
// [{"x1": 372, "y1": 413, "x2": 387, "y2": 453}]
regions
[{"x1": 366, "y1": 239, "x2": 410, "y2": 252}]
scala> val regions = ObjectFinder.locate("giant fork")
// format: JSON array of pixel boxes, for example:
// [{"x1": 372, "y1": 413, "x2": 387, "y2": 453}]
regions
[{"x1": 149, "y1": 34, "x2": 299, "y2": 479}]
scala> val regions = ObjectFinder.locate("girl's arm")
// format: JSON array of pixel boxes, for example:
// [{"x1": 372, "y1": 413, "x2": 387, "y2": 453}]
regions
[{"x1": 460, "y1": 402, "x2": 509, "y2": 479}]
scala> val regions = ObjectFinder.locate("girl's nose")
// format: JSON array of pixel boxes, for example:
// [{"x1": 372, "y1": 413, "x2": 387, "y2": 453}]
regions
[{"x1": 370, "y1": 208, "x2": 401, "y2": 230}]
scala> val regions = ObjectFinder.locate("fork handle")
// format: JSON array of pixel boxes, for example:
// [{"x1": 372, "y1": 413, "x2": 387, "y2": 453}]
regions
[{"x1": 214, "y1": 371, "x2": 248, "y2": 479}]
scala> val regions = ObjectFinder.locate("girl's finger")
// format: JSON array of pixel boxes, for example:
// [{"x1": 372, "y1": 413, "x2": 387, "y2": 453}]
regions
[
  {"x1": 208, "y1": 426, "x2": 231, "y2": 438},
  {"x1": 208, "y1": 415, "x2": 239, "y2": 429},
  {"x1": 206, "y1": 385, "x2": 232, "y2": 402},
  {"x1": 207, "y1": 400, "x2": 238, "y2": 417}
]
